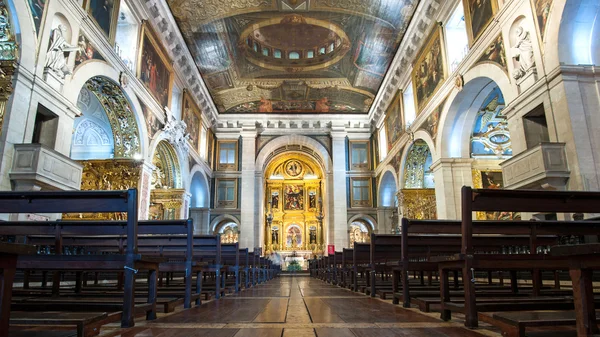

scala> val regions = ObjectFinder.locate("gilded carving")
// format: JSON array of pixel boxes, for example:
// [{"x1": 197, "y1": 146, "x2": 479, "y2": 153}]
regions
[
  {"x1": 63, "y1": 160, "x2": 142, "y2": 220},
  {"x1": 85, "y1": 77, "x2": 141, "y2": 158},
  {"x1": 399, "y1": 189, "x2": 437, "y2": 220},
  {"x1": 0, "y1": 0, "x2": 17, "y2": 136}
]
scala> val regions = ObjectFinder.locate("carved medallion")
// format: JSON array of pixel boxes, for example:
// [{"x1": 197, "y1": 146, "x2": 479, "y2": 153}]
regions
[{"x1": 285, "y1": 160, "x2": 303, "y2": 177}]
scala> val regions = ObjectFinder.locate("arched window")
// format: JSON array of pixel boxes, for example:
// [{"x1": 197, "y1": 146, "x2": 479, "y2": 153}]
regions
[{"x1": 289, "y1": 51, "x2": 300, "y2": 60}]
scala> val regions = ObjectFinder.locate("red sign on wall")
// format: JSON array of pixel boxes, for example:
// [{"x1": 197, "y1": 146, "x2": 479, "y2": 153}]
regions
[{"x1": 327, "y1": 245, "x2": 335, "y2": 255}]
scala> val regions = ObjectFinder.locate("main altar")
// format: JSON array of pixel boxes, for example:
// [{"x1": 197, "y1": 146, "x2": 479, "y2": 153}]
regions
[{"x1": 264, "y1": 154, "x2": 325, "y2": 256}]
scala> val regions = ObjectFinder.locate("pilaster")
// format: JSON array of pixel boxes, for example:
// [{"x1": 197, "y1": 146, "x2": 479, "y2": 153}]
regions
[
  {"x1": 239, "y1": 128, "x2": 257, "y2": 249},
  {"x1": 330, "y1": 129, "x2": 348, "y2": 250},
  {"x1": 431, "y1": 158, "x2": 474, "y2": 219}
]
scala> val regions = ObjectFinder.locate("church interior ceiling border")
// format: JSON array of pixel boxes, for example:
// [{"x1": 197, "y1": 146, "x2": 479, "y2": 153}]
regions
[
  {"x1": 412, "y1": 24, "x2": 448, "y2": 114},
  {"x1": 463, "y1": 0, "x2": 499, "y2": 47},
  {"x1": 165, "y1": 0, "x2": 421, "y2": 114},
  {"x1": 137, "y1": 21, "x2": 174, "y2": 110},
  {"x1": 83, "y1": 0, "x2": 121, "y2": 43},
  {"x1": 385, "y1": 90, "x2": 403, "y2": 152},
  {"x1": 182, "y1": 90, "x2": 202, "y2": 154}
]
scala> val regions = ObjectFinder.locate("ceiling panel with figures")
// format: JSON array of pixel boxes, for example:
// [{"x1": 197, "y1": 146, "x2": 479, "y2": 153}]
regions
[{"x1": 166, "y1": 0, "x2": 420, "y2": 114}]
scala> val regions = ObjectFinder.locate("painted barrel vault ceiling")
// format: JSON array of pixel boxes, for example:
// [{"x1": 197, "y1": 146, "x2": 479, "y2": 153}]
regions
[{"x1": 166, "y1": 0, "x2": 421, "y2": 114}]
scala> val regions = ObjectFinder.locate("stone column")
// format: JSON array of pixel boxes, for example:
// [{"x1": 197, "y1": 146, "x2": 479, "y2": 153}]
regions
[
  {"x1": 376, "y1": 207, "x2": 395, "y2": 234},
  {"x1": 239, "y1": 129, "x2": 257, "y2": 249},
  {"x1": 430, "y1": 158, "x2": 474, "y2": 219},
  {"x1": 330, "y1": 129, "x2": 348, "y2": 250},
  {"x1": 188, "y1": 207, "x2": 210, "y2": 234}
]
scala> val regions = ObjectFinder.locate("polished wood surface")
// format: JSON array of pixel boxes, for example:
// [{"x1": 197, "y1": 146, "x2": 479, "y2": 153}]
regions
[{"x1": 7, "y1": 276, "x2": 504, "y2": 337}]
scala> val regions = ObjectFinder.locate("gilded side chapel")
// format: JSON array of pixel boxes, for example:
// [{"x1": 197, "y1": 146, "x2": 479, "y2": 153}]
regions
[{"x1": 0, "y1": 0, "x2": 600, "y2": 334}]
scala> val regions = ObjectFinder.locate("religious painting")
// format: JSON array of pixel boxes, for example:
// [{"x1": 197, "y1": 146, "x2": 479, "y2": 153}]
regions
[
  {"x1": 165, "y1": 0, "x2": 421, "y2": 114},
  {"x1": 463, "y1": 0, "x2": 498, "y2": 46},
  {"x1": 84, "y1": 0, "x2": 120, "y2": 41},
  {"x1": 284, "y1": 185, "x2": 304, "y2": 211},
  {"x1": 139, "y1": 99, "x2": 163, "y2": 140},
  {"x1": 385, "y1": 90, "x2": 403, "y2": 151},
  {"x1": 532, "y1": 0, "x2": 553, "y2": 42},
  {"x1": 182, "y1": 90, "x2": 201, "y2": 153},
  {"x1": 412, "y1": 25, "x2": 448, "y2": 113},
  {"x1": 472, "y1": 169, "x2": 521, "y2": 220},
  {"x1": 27, "y1": 0, "x2": 46, "y2": 37},
  {"x1": 137, "y1": 22, "x2": 173, "y2": 109},
  {"x1": 476, "y1": 34, "x2": 508, "y2": 72},
  {"x1": 422, "y1": 97, "x2": 447, "y2": 142},
  {"x1": 75, "y1": 33, "x2": 105, "y2": 68},
  {"x1": 207, "y1": 129, "x2": 215, "y2": 169}
]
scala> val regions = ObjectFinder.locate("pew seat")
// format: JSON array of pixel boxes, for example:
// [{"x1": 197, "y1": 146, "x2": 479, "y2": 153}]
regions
[
  {"x1": 478, "y1": 311, "x2": 600, "y2": 337},
  {"x1": 9, "y1": 311, "x2": 109, "y2": 337}
]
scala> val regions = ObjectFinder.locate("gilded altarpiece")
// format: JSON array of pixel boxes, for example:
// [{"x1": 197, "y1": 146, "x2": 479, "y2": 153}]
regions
[
  {"x1": 63, "y1": 160, "x2": 142, "y2": 220},
  {"x1": 264, "y1": 155, "x2": 324, "y2": 255},
  {"x1": 399, "y1": 189, "x2": 437, "y2": 220}
]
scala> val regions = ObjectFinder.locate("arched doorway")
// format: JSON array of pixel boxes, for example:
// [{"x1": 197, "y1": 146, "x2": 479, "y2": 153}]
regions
[
  {"x1": 149, "y1": 140, "x2": 184, "y2": 220},
  {"x1": 349, "y1": 219, "x2": 372, "y2": 247},
  {"x1": 400, "y1": 140, "x2": 436, "y2": 219},
  {"x1": 214, "y1": 221, "x2": 239, "y2": 244},
  {"x1": 263, "y1": 152, "x2": 325, "y2": 257}
]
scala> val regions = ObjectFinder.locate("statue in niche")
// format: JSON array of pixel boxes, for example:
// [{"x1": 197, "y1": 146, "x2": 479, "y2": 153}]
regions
[
  {"x1": 511, "y1": 26, "x2": 535, "y2": 80},
  {"x1": 309, "y1": 192, "x2": 316, "y2": 209},
  {"x1": 271, "y1": 192, "x2": 279, "y2": 209},
  {"x1": 291, "y1": 233, "x2": 298, "y2": 248},
  {"x1": 45, "y1": 25, "x2": 79, "y2": 78},
  {"x1": 272, "y1": 229, "x2": 279, "y2": 244},
  {"x1": 310, "y1": 229, "x2": 316, "y2": 244}
]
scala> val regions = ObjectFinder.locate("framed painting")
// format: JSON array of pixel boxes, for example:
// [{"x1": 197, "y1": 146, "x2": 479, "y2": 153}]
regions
[
  {"x1": 531, "y1": 0, "x2": 553, "y2": 43},
  {"x1": 284, "y1": 184, "x2": 304, "y2": 211},
  {"x1": 412, "y1": 25, "x2": 448, "y2": 113},
  {"x1": 182, "y1": 90, "x2": 201, "y2": 153},
  {"x1": 137, "y1": 21, "x2": 174, "y2": 109},
  {"x1": 83, "y1": 0, "x2": 120, "y2": 42},
  {"x1": 472, "y1": 169, "x2": 520, "y2": 220},
  {"x1": 462, "y1": 0, "x2": 498, "y2": 46},
  {"x1": 385, "y1": 90, "x2": 403, "y2": 151}
]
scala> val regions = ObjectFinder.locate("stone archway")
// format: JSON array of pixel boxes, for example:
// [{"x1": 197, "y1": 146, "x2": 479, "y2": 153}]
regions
[
  {"x1": 149, "y1": 140, "x2": 184, "y2": 220},
  {"x1": 263, "y1": 151, "x2": 325, "y2": 257}
]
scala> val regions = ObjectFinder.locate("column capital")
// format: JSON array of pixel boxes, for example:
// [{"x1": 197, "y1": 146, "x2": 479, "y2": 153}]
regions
[{"x1": 430, "y1": 158, "x2": 474, "y2": 171}]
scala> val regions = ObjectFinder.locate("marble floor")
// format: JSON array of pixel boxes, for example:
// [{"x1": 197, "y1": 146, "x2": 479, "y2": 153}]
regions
[{"x1": 92, "y1": 276, "x2": 501, "y2": 337}]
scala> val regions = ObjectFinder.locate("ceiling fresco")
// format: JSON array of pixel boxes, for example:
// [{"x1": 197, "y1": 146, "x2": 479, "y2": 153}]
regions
[{"x1": 167, "y1": 0, "x2": 420, "y2": 114}]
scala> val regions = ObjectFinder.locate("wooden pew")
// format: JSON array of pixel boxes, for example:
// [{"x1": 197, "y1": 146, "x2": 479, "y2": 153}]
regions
[
  {"x1": 0, "y1": 189, "x2": 158, "y2": 329},
  {"x1": 369, "y1": 234, "x2": 402, "y2": 298},
  {"x1": 239, "y1": 248, "x2": 250, "y2": 289},
  {"x1": 340, "y1": 248, "x2": 353, "y2": 288},
  {"x1": 438, "y1": 186, "x2": 600, "y2": 329},
  {"x1": 352, "y1": 243, "x2": 370, "y2": 292},
  {"x1": 394, "y1": 218, "x2": 559, "y2": 309},
  {"x1": 221, "y1": 243, "x2": 240, "y2": 293},
  {"x1": 0, "y1": 242, "x2": 37, "y2": 337}
]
